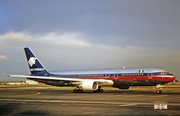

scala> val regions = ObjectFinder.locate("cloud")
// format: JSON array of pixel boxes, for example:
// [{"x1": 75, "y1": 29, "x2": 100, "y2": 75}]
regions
[
  {"x1": 1, "y1": 1, "x2": 180, "y2": 50},
  {"x1": 0, "y1": 55, "x2": 8, "y2": 60},
  {"x1": 0, "y1": 31, "x2": 92, "y2": 48},
  {"x1": 0, "y1": 31, "x2": 178, "y2": 68},
  {"x1": 0, "y1": 31, "x2": 158, "y2": 69},
  {"x1": 0, "y1": 31, "x2": 153, "y2": 52}
]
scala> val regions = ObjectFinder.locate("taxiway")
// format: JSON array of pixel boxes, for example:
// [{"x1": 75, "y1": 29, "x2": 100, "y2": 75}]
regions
[{"x1": 0, "y1": 85, "x2": 180, "y2": 115}]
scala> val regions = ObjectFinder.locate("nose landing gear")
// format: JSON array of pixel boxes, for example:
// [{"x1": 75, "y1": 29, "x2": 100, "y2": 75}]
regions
[{"x1": 154, "y1": 84, "x2": 163, "y2": 94}]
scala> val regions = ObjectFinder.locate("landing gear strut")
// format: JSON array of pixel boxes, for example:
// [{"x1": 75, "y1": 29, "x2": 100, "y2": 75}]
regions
[
  {"x1": 73, "y1": 84, "x2": 84, "y2": 93},
  {"x1": 94, "y1": 86, "x2": 104, "y2": 93},
  {"x1": 154, "y1": 84, "x2": 163, "y2": 94}
]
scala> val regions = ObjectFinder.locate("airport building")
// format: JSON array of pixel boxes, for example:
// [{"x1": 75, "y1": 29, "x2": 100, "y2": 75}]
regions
[
  {"x1": 25, "y1": 79, "x2": 39, "y2": 85},
  {"x1": 0, "y1": 79, "x2": 39, "y2": 85}
]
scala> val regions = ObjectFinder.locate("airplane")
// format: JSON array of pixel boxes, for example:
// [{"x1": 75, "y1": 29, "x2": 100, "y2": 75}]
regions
[{"x1": 7, "y1": 47, "x2": 175, "y2": 94}]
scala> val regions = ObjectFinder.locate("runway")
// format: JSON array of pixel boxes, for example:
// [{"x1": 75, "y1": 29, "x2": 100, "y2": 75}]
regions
[{"x1": 0, "y1": 85, "x2": 180, "y2": 115}]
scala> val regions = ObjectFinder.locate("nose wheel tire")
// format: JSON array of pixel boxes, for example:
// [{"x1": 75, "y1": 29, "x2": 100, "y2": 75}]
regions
[{"x1": 156, "y1": 90, "x2": 162, "y2": 94}]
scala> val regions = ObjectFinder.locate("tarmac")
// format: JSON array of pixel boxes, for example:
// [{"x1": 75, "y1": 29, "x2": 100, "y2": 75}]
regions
[{"x1": 0, "y1": 85, "x2": 180, "y2": 116}]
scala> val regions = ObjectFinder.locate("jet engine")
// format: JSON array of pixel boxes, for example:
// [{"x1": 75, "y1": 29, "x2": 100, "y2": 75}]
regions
[{"x1": 80, "y1": 81, "x2": 99, "y2": 90}]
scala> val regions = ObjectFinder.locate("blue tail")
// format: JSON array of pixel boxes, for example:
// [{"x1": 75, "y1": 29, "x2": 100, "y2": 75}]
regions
[{"x1": 24, "y1": 47, "x2": 48, "y2": 75}]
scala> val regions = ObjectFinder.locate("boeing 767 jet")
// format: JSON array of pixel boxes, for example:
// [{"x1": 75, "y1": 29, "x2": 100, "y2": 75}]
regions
[{"x1": 7, "y1": 47, "x2": 175, "y2": 93}]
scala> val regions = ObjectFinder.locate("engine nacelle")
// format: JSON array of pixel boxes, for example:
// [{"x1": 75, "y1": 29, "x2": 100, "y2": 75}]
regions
[{"x1": 80, "y1": 81, "x2": 98, "y2": 90}]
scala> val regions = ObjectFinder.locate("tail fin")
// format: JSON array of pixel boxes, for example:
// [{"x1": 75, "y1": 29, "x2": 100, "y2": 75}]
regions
[{"x1": 24, "y1": 47, "x2": 48, "y2": 75}]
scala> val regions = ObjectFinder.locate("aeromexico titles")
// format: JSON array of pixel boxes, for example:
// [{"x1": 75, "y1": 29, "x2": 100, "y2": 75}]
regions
[{"x1": 8, "y1": 47, "x2": 175, "y2": 93}]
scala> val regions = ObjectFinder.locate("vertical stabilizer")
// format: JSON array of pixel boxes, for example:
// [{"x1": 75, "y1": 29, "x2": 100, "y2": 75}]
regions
[{"x1": 24, "y1": 47, "x2": 47, "y2": 75}]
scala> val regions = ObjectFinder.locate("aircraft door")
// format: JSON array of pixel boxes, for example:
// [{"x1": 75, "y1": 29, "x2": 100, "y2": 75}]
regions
[
  {"x1": 148, "y1": 72, "x2": 153, "y2": 79},
  {"x1": 114, "y1": 72, "x2": 118, "y2": 79}
]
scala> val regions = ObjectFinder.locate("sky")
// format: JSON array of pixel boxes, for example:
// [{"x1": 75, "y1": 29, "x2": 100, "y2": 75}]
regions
[{"x1": 1, "y1": 0, "x2": 180, "y2": 81}]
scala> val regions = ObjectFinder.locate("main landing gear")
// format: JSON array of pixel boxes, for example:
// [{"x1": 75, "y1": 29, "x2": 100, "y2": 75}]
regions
[
  {"x1": 73, "y1": 84, "x2": 84, "y2": 93},
  {"x1": 154, "y1": 84, "x2": 163, "y2": 94},
  {"x1": 72, "y1": 85, "x2": 104, "y2": 93},
  {"x1": 94, "y1": 86, "x2": 104, "y2": 93},
  {"x1": 73, "y1": 89, "x2": 84, "y2": 93}
]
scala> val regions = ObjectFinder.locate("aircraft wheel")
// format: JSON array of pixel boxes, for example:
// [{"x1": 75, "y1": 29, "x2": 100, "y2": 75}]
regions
[
  {"x1": 100, "y1": 89, "x2": 103, "y2": 93},
  {"x1": 80, "y1": 90, "x2": 84, "y2": 93},
  {"x1": 156, "y1": 90, "x2": 162, "y2": 94},
  {"x1": 73, "y1": 90, "x2": 77, "y2": 93},
  {"x1": 73, "y1": 90, "x2": 83, "y2": 93},
  {"x1": 94, "y1": 89, "x2": 103, "y2": 93}
]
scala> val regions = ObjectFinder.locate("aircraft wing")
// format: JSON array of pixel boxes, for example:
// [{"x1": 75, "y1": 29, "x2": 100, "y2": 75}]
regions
[{"x1": 6, "y1": 74, "x2": 114, "y2": 86}]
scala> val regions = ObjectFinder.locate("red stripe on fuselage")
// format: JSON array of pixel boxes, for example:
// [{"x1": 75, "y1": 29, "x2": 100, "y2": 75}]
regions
[{"x1": 78, "y1": 75, "x2": 175, "y2": 83}]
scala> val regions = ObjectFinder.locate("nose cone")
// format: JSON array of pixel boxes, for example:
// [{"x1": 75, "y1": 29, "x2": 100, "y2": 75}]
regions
[
  {"x1": 164, "y1": 75, "x2": 176, "y2": 82},
  {"x1": 171, "y1": 75, "x2": 176, "y2": 81}
]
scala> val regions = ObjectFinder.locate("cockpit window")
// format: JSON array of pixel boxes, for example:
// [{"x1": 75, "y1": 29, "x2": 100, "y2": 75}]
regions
[
  {"x1": 161, "y1": 72, "x2": 170, "y2": 75},
  {"x1": 153, "y1": 71, "x2": 173, "y2": 76}
]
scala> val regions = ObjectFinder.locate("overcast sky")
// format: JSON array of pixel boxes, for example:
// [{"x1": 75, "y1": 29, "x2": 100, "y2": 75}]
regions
[{"x1": 1, "y1": 0, "x2": 180, "y2": 81}]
